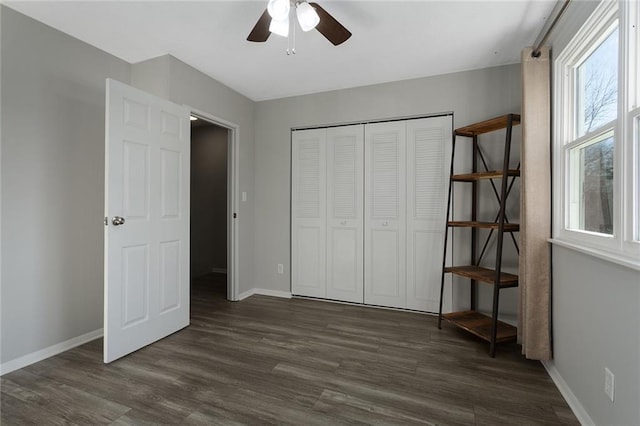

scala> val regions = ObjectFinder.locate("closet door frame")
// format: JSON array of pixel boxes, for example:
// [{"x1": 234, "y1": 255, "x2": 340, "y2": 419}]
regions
[{"x1": 291, "y1": 113, "x2": 454, "y2": 312}]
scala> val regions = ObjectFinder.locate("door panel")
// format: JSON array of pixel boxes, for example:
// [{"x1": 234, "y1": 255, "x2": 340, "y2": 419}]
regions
[
  {"x1": 122, "y1": 244, "x2": 149, "y2": 326},
  {"x1": 105, "y1": 79, "x2": 190, "y2": 363},
  {"x1": 370, "y1": 229, "x2": 401, "y2": 297},
  {"x1": 295, "y1": 226, "x2": 324, "y2": 293},
  {"x1": 406, "y1": 116, "x2": 452, "y2": 312},
  {"x1": 122, "y1": 141, "x2": 149, "y2": 219},
  {"x1": 160, "y1": 149, "x2": 182, "y2": 218},
  {"x1": 329, "y1": 228, "x2": 358, "y2": 292},
  {"x1": 160, "y1": 240, "x2": 181, "y2": 312},
  {"x1": 408, "y1": 230, "x2": 443, "y2": 302},
  {"x1": 364, "y1": 121, "x2": 406, "y2": 308},
  {"x1": 291, "y1": 129, "x2": 326, "y2": 298},
  {"x1": 326, "y1": 125, "x2": 364, "y2": 303}
]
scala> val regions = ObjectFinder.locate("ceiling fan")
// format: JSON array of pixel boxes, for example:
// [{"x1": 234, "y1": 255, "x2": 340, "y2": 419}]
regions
[{"x1": 247, "y1": 0, "x2": 352, "y2": 46}]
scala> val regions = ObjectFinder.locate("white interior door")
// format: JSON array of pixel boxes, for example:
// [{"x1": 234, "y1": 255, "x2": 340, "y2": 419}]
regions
[
  {"x1": 406, "y1": 116, "x2": 452, "y2": 312},
  {"x1": 364, "y1": 121, "x2": 407, "y2": 309},
  {"x1": 104, "y1": 79, "x2": 190, "y2": 363},
  {"x1": 326, "y1": 125, "x2": 364, "y2": 303},
  {"x1": 291, "y1": 129, "x2": 326, "y2": 298}
]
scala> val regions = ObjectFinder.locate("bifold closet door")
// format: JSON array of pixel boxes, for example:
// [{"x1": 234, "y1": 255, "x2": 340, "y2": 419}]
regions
[
  {"x1": 405, "y1": 116, "x2": 452, "y2": 312},
  {"x1": 291, "y1": 129, "x2": 326, "y2": 298},
  {"x1": 364, "y1": 121, "x2": 407, "y2": 309},
  {"x1": 291, "y1": 125, "x2": 364, "y2": 302},
  {"x1": 293, "y1": 116, "x2": 451, "y2": 311},
  {"x1": 326, "y1": 125, "x2": 364, "y2": 303}
]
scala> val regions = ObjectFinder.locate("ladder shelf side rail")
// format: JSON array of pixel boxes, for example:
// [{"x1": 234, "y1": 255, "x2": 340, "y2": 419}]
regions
[
  {"x1": 489, "y1": 113, "x2": 515, "y2": 357},
  {"x1": 437, "y1": 135, "x2": 457, "y2": 329}
]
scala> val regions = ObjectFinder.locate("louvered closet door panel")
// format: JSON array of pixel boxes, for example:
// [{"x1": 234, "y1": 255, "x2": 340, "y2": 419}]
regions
[
  {"x1": 291, "y1": 129, "x2": 326, "y2": 298},
  {"x1": 406, "y1": 116, "x2": 452, "y2": 312},
  {"x1": 326, "y1": 125, "x2": 364, "y2": 303},
  {"x1": 364, "y1": 121, "x2": 407, "y2": 309}
]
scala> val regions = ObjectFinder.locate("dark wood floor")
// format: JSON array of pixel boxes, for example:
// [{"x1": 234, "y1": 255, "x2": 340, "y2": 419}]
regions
[{"x1": 1, "y1": 273, "x2": 578, "y2": 425}]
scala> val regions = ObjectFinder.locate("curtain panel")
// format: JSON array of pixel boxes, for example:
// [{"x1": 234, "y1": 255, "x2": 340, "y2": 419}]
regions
[{"x1": 519, "y1": 46, "x2": 552, "y2": 360}]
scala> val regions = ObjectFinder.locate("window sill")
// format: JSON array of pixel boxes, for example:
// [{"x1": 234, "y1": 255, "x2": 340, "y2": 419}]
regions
[{"x1": 548, "y1": 238, "x2": 640, "y2": 271}]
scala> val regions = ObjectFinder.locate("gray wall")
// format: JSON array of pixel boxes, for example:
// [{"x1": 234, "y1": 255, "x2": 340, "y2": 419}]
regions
[
  {"x1": 1, "y1": 7, "x2": 256, "y2": 366},
  {"x1": 191, "y1": 124, "x2": 228, "y2": 277},
  {"x1": 253, "y1": 64, "x2": 522, "y2": 316},
  {"x1": 553, "y1": 247, "x2": 639, "y2": 425},
  {"x1": 0, "y1": 7, "x2": 131, "y2": 363},
  {"x1": 544, "y1": 1, "x2": 640, "y2": 425}
]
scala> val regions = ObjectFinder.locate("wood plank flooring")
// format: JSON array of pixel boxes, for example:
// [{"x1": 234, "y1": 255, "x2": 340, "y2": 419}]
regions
[{"x1": 1, "y1": 273, "x2": 578, "y2": 425}]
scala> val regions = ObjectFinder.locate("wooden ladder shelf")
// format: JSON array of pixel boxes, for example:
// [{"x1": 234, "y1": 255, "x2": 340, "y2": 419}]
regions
[{"x1": 437, "y1": 114, "x2": 521, "y2": 357}]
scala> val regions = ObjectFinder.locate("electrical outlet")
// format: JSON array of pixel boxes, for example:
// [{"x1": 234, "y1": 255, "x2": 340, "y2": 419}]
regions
[
  {"x1": 604, "y1": 367, "x2": 615, "y2": 402},
  {"x1": 277, "y1": 264, "x2": 284, "y2": 274}
]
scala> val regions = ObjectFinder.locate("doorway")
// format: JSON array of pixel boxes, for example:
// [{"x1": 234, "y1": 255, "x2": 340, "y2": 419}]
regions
[{"x1": 189, "y1": 111, "x2": 239, "y2": 302}]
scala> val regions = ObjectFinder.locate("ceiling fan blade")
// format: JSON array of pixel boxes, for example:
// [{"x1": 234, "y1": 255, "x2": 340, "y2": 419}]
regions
[
  {"x1": 247, "y1": 8, "x2": 271, "y2": 42},
  {"x1": 309, "y1": 2, "x2": 352, "y2": 46}
]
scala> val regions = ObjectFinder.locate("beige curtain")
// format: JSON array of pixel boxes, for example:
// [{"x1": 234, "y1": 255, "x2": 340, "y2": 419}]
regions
[{"x1": 519, "y1": 46, "x2": 552, "y2": 360}]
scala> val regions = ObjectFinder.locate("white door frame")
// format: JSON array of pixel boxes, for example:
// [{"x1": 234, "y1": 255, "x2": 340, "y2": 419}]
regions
[{"x1": 189, "y1": 107, "x2": 240, "y2": 302}]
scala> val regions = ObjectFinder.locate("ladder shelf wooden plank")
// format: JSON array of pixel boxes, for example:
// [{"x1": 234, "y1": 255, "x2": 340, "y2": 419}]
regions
[
  {"x1": 448, "y1": 221, "x2": 519, "y2": 231},
  {"x1": 442, "y1": 311, "x2": 517, "y2": 343},
  {"x1": 444, "y1": 265, "x2": 518, "y2": 287},
  {"x1": 452, "y1": 170, "x2": 520, "y2": 181},
  {"x1": 455, "y1": 114, "x2": 521, "y2": 137}
]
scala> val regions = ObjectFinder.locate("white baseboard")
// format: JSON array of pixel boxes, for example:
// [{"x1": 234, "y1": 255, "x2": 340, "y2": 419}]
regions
[
  {"x1": 0, "y1": 328, "x2": 103, "y2": 376},
  {"x1": 210, "y1": 267, "x2": 227, "y2": 274},
  {"x1": 255, "y1": 288, "x2": 292, "y2": 299},
  {"x1": 237, "y1": 288, "x2": 255, "y2": 301},
  {"x1": 237, "y1": 288, "x2": 292, "y2": 301},
  {"x1": 542, "y1": 360, "x2": 595, "y2": 426},
  {"x1": 499, "y1": 313, "x2": 518, "y2": 327},
  {"x1": 470, "y1": 311, "x2": 518, "y2": 327}
]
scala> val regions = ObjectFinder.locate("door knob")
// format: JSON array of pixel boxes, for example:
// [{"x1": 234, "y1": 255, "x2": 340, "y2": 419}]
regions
[
  {"x1": 112, "y1": 216, "x2": 126, "y2": 226},
  {"x1": 340, "y1": 220, "x2": 347, "y2": 225}
]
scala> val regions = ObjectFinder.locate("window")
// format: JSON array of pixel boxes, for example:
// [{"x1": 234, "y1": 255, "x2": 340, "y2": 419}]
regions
[
  {"x1": 575, "y1": 28, "x2": 618, "y2": 138},
  {"x1": 569, "y1": 25, "x2": 618, "y2": 235},
  {"x1": 569, "y1": 130, "x2": 614, "y2": 234},
  {"x1": 554, "y1": 0, "x2": 639, "y2": 268}
]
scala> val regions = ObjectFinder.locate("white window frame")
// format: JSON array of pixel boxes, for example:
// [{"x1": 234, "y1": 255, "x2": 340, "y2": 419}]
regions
[
  {"x1": 623, "y1": 0, "x2": 639, "y2": 252},
  {"x1": 553, "y1": 0, "x2": 640, "y2": 270}
]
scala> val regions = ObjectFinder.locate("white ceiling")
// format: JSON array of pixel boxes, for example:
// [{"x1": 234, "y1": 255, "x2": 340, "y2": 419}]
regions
[{"x1": 5, "y1": 0, "x2": 556, "y2": 101}]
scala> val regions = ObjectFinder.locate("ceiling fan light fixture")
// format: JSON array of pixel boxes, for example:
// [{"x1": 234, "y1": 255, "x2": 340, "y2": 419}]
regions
[
  {"x1": 267, "y1": 0, "x2": 290, "y2": 21},
  {"x1": 269, "y1": 16, "x2": 290, "y2": 37},
  {"x1": 296, "y1": 2, "x2": 320, "y2": 32}
]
